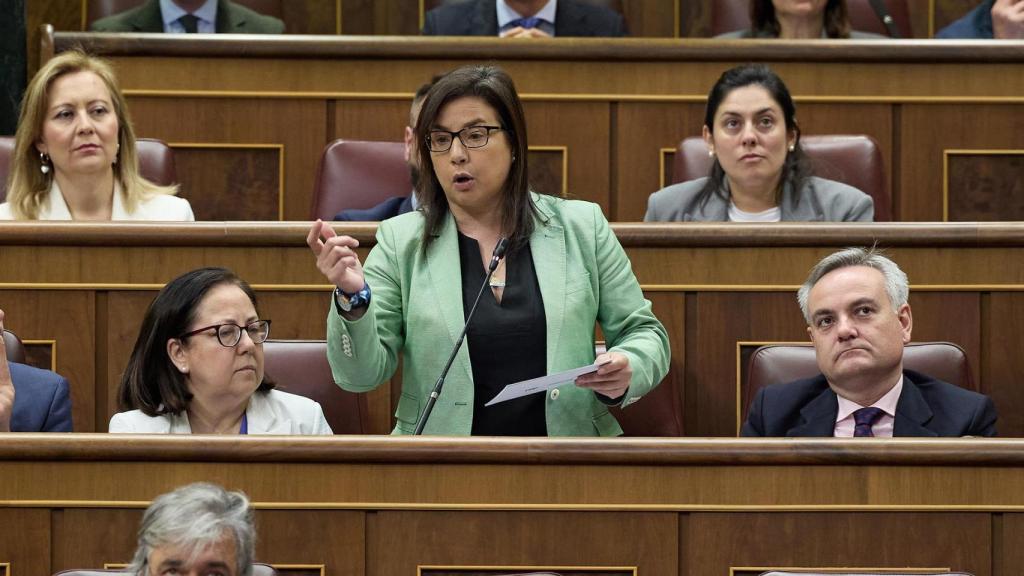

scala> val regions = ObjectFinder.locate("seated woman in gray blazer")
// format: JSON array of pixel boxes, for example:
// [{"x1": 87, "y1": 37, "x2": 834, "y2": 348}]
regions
[
  {"x1": 109, "y1": 267, "x2": 332, "y2": 435},
  {"x1": 645, "y1": 64, "x2": 873, "y2": 223}
]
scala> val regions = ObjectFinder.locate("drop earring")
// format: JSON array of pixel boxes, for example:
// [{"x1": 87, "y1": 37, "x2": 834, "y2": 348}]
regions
[
  {"x1": 39, "y1": 152, "x2": 51, "y2": 174},
  {"x1": 788, "y1": 144, "x2": 795, "y2": 152}
]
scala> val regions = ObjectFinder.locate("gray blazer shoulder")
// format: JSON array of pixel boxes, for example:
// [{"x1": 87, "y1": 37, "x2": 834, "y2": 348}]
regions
[
  {"x1": 644, "y1": 178, "x2": 715, "y2": 221},
  {"x1": 644, "y1": 176, "x2": 873, "y2": 222}
]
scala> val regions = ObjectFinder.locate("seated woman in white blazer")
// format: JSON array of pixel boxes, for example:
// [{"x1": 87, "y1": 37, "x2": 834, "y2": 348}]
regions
[
  {"x1": 109, "y1": 267, "x2": 331, "y2": 434},
  {"x1": 0, "y1": 50, "x2": 192, "y2": 221}
]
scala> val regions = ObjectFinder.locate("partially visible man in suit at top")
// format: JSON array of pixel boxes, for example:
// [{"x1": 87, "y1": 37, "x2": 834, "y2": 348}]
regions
[
  {"x1": 91, "y1": 0, "x2": 285, "y2": 34},
  {"x1": 0, "y1": 309, "x2": 73, "y2": 433},
  {"x1": 333, "y1": 77, "x2": 439, "y2": 222},
  {"x1": 423, "y1": 0, "x2": 626, "y2": 38},
  {"x1": 742, "y1": 247, "x2": 996, "y2": 438},
  {"x1": 936, "y1": 0, "x2": 1024, "y2": 38}
]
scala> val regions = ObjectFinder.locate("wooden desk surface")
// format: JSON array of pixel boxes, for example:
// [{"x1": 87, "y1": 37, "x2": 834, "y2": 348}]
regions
[{"x1": 0, "y1": 436, "x2": 1014, "y2": 576}]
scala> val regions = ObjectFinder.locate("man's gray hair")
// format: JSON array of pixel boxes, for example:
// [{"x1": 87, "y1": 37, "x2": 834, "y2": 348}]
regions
[
  {"x1": 129, "y1": 482, "x2": 254, "y2": 576},
  {"x1": 797, "y1": 246, "x2": 909, "y2": 324}
]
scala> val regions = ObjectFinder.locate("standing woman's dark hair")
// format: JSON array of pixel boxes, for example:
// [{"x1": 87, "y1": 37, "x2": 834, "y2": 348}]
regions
[
  {"x1": 697, "y1": 63, "x2": 812, "y2": 208},
  {"x1": 751, "y1": 0, "x2": 852, "y2": 38},
  {"x1": 118, "y1": 267, "x2": 273, "y2": 415},
  {"x1": 414, "y1": 65, "x2": 539, "y2": 253}
]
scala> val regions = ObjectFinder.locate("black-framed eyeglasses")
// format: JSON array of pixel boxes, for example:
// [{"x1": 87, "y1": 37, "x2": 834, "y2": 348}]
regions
[
  {"x1": 426, "y1": 125, "x2": 505, "y2": 153},
  {"x1": 178, "y1": 319, "x2": 272, "y2": 348}
]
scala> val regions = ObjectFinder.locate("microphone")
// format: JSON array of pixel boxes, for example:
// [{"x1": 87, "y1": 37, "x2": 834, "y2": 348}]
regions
[
  {"x1": 413, "y1": 237, "x2": 509, "y2": 435},
  {"x1": 866, "y1": 0, "x2": 901, "y2": 38}
]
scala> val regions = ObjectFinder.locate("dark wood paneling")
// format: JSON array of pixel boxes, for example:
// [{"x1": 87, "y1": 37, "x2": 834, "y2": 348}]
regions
[
  {"x1": 615, "y1": 102, "x2": 705, "y2": 222},
  {"x1": 690, "y1": 292, "x2": 809, "y2": 437},
  {"x1": 255, "y1": 510, "x2": 365, "y2": 576},
  {"x1": 686, "y1": 512, "x2": 991, "y2": 576},
  {"x1": 901, "y1": 103, "x2": 1024, "y2": 222},
  {"x1": 0, "y1": 291, "x2": 95, "y2": 432},
  {"x1": 174, "y1": 146, "x2": 282, "y2": 221},
  {"x1": 524, "y1": 101, "x2": 611, "y2": 210},
  {"x1": 947, "y1": 153, "x2": 1024, "y2": 221},
  {"x1": 528, "y1": 148, "x2": 566, "y2": 198},
  {"x1": 280, "y1": 1, "x2": 338, "y2": 35},
  {"x1": 907, "y1": 292, "x2": 981, "y2": 386},
  {"x1": 0, "y1": 509, "x2": 51, "y2": 576},
  {"x1": 371, "y1": 511, "x2": 676, "y2": 576},
  {"x1": 126, "y1": 97, "x2": 326, "y2": 221},
  {"x1": 1001, "y1": 513, "x2": 1024, "y2": 576},
  {"x1": 984, "y1": 293, "x2": 1024, "y2": 438},
  {"x1": 24, "y1": 342, "x2": 55, "y2": 372},
  {"x1": 622, "y1": 0, "x2": 677, "y2": 38},
  {"x1": 52, "y1": 508, "x2": 138, "y2": 570},
  {"x1": 332, "y1": 100, "x2": 414, "y2": 142}
]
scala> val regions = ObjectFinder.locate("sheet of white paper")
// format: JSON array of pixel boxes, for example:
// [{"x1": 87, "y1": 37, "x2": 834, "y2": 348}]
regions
[{"x1": 484, "y1": 359, "x2": 611, "y2": 406}]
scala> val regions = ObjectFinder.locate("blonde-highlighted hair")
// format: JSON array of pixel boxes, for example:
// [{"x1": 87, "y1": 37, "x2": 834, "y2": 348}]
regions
[{"x1": 6, "y1": 50, "x2": 178, "y2": 219}]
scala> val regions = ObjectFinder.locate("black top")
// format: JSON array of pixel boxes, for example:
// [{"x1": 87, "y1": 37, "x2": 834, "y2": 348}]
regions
[{"x1": 458, "y1": 233, "x2": 547, "y2": 436}]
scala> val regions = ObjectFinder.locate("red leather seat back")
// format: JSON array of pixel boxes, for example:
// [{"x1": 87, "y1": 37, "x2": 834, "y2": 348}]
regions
[
  {"x1": 262, "y1": 339, "x2": 369, "y2": 434},
  {"x1": 3, "y1": 330, "x2": 27, "y2": 365},
  {"x1": 310, "y1": 139, "x2": 412, "y2": 220}
]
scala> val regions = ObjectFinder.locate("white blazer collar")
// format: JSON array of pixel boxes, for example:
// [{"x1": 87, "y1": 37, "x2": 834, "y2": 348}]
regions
[
  {"x1": 243, "y1": 391, "x2": 292, "y2": 434},
  {"x1": 41, "y1": 179, "x2": 125, "y2": 220}
]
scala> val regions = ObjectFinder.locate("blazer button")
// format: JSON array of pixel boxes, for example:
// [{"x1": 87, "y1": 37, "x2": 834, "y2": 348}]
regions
[{"x1": 550, "y1": 388, "x2": 560, "y2": 400}]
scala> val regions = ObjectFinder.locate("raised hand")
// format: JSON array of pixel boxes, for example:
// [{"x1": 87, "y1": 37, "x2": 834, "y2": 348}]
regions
[{"x1": 306, "y1": 220, "x2": 366, "y2": 294}]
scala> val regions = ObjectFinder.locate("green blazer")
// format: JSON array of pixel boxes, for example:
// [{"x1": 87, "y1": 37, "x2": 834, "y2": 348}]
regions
[
  {"x1": 91, "y1": 0, "x2": 285, "y2": 33},
  {"x1": 327, "y1": 194, "x2": 670, "y2": 436}
]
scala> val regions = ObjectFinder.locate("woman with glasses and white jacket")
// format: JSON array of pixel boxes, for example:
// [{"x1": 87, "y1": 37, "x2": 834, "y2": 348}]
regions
[{"x1": 109, "y1": 267, "x2": 331, "y2": 435}]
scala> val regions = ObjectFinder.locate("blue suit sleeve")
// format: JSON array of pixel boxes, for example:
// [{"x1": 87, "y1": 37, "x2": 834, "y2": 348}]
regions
[
  {"x1": 43, "y1": 375, "x2": 73, "y2": 432},
  {"x1": 740, "y1": 388, "x2": 766, "y2": 437}
]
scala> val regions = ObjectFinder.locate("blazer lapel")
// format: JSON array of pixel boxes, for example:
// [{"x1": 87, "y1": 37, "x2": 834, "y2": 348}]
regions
[
  {"x1": 43, "y1": 183, "x2": 73, "y2": 220},
  {"x1": 474, "y1": 0, "x2": 499, "y2": 35},
  {"x1": 893, "y1": 375, "x2": 938, "y2": 437},
  {"x1": 553, "y1": 0, "x2": 586, "y2": 36},
  {"x1": 426, "y1": 213, "x2": 475, "y2": 386},
  {"x1": 216, "y1": 0, "x2": 243, "y2": 33},
  {"x1": 529, "y1": 200, "x2": 564, "y2": 373},
  {"x1": 244, "y1": 392, "x2": 290, "y2": 434},
  {"x1": 788, "y1": 385, "x2": 839, "y2": 436},
  {"x1": 130, "y1": 0, "x2": 166, "y2": 32}
]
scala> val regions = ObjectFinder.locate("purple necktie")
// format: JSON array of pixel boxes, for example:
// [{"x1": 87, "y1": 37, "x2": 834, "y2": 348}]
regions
[
  {"x1": 508, "y1": 16, "x2": 542, "y2": 29},
  {"x1": 853, "y1": 407, "x2": 885, "y2": 437}
]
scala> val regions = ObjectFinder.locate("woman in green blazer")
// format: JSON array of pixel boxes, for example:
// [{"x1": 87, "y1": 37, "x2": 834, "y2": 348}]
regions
[{"x1": 308, "y1": 65, "x2": 669, "y2": 436}]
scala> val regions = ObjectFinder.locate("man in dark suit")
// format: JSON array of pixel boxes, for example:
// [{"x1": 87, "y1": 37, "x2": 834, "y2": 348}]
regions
[
  {"x1": 91, "y1": 0, "x2": 285, "y2": 34},
  {"x1": 742, "y1": 247, "x2": 996, "y2": 438},
  {"x1": 0, "y1": 311, "x2": 72, "y2": 433},
  {"x1": 422, "y1": 0, "x2": 626, "y2": 37},
  {"x1": 334, "y1": 78, "x2": 438, "y2": 222},
  {"x1": 936, "y1": 0, "x2": 1024, "y2": 39}
]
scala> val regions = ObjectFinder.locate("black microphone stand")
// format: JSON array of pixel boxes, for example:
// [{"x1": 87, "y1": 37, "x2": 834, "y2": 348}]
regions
[{"x1": 413, "y1": 238, "x2": 509, "y2": 435}]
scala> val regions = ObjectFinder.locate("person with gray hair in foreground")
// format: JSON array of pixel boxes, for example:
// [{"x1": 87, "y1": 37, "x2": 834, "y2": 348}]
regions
[
  {"x1": 742, "y1": 246, "x2": 996, "y2": 437},
  {"x1": 129, "y1": 482, "x2": 254, "y2": 576}
]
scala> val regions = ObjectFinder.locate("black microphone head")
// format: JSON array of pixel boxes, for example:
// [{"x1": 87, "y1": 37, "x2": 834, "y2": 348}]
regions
[{"x1": 493, "y1": 237, "x2": 510, "y2": 259}]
